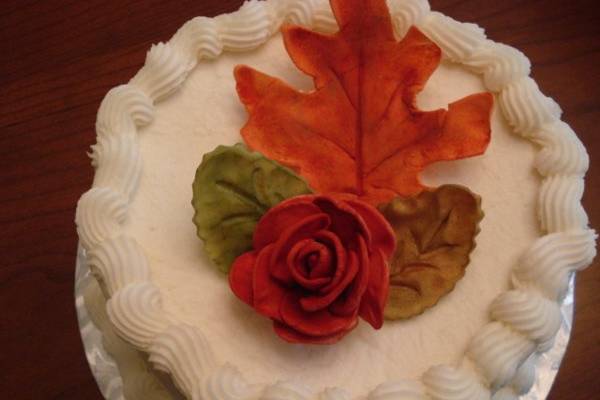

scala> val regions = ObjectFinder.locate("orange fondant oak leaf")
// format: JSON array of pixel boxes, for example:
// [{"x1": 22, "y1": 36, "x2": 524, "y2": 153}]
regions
[{"x1": 234, "y1": 0, "x2": 493, "y2": 206}]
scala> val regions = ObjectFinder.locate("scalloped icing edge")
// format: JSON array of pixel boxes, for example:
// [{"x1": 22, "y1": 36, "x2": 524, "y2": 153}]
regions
[{"x1": 74, "y1": 0, "x2": 596, "y2": 399}]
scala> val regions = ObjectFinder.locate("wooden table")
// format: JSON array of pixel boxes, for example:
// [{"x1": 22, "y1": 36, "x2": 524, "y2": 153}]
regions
[{"x1": 1, "y1": 0, "x2": 598, "y2": 398}]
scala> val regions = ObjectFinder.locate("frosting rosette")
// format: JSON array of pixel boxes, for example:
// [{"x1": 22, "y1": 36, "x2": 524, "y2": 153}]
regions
[{"x1": 229, "y1": 194, "x2": 396, "y2": 344}]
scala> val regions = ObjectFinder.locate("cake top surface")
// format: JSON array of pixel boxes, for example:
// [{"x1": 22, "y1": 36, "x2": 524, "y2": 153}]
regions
[{"x1": 126, "y1": 34, "x2": 539, "y2": 392}]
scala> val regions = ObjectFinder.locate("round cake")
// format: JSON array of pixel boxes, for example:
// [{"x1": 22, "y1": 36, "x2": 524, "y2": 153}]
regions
[{"x1": 75, "y1": 0, "x2": 596, "y2": 399}]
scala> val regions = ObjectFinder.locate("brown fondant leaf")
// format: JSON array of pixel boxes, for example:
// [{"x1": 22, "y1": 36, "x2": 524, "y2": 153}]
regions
[
  {"x1": 234, "y1": 0, "x2": 493, "y2": 207},
  {"x1": 379, "y1": 185, "x2": 483, "y2": 319}
]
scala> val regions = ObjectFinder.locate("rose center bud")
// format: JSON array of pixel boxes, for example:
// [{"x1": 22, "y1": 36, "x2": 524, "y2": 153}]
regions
[
  {"x1": 287, "y1": 239, "x2": 333, "y2": 290},
  {"x1": 306, "y1": 253, "x2": 319, "y2": 270}
]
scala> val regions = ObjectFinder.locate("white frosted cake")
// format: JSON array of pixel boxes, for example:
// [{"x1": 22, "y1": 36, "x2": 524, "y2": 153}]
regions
[{"x1": 75, "y1": 0, "x2": 596, "y2": 399}]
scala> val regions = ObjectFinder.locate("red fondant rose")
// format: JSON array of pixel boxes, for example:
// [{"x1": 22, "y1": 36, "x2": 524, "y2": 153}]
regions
[{"x1": 229, "y1": 194, "x2": 396, "y2": 344}]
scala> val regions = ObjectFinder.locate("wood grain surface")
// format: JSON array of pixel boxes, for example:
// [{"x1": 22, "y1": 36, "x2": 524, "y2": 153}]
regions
[{"x1": 1, "y1": 0, "x2": 598, "y2": 399}]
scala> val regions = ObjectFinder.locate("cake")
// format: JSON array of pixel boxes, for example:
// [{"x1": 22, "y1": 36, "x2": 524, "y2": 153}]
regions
[{"x1": 75, "y1": 0, "x2": 597, "y2": 399}]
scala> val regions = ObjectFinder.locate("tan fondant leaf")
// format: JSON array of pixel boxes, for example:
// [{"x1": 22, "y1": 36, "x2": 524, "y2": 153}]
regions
[{"x1": 379, "y1": 185, "x2": 484, "y2": 320}]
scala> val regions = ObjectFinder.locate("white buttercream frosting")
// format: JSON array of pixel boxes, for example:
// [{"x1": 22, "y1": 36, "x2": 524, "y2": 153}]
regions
[
  {"x1": 534, "y1": 121, "x2": 590, "y2": 176},
  {"x1": 368, "y1": 380, "x2": 427, "y2": 400},
  {"x1": 76, "y1": 0, "x2": 596, "y2": 399},
  {"x1": 148, "y1": 324, "x2": 218, "y2": 398},
  {"x1": 499, "y1": 77, "x2": 562, "y2": 136},
  {"x1": 318, "y1": 387, "x2": 351, "y2": 400},
  {"x1": 422, "y1": 365, "x2": 490, "y2": 400},
  {"x1": 464, "y1": 42, "x2": 531, "y2": 92},
  {"x1": 130, "y1": 42, "x2": 193, "y2": 102},
  {"x1": 311, "y1": 0, "x2": 338, "y2": 32},
  {"x1": 388, "y1": 0, "x2": 430, "y2": 38},
  {"x1": 539, "y1": 175, "x2": 588, "y2": 233},
  {"x1": 275, "y1": 0, "x2": 320, "y2": 28},
  {"x1": 76, "y1": 187, "x2": 127, "y2": 251},
  {"x1": 467, "y1": 322, "x2": 535, "y2": 390},
  {"x1": 490, "y1": 354, "x2": 537, "y2": 400},
  {"x1": 171, "y1": 17, "x2": 223, "y2": 61},
  {"x1": 91, "y1": 133, "x2": 142, "y2": 200},
  {"x1": 508, "y1": 353, "x2": 537, "y2": 396},
  {"x1": 215, "y1": 1, "x2": 272, "y2": 51},
  {"x1": 201, "y1": 364, "x2": 263, "y2": 400},
  {"x1": 261, "y1": 381, "x2": 315, "y2": 400},
  {"x1": 96, "y1": 84, "x2": 154, "y2": 139},
  {"x1": 420, "y1": 12, "x2": 486, "y2": 61},
  {"x1": 107, "y1": 282, "x2": 169, "y2": 350},
  {"x1": 513, "y1": 229, "x2": 597, "y2": 301},
  {"x1": 87, "y1": 235, "x2": 151, "y2": 297},
  {"x1": 490, "y1": 290, "x2": 561, "y2": 351}
]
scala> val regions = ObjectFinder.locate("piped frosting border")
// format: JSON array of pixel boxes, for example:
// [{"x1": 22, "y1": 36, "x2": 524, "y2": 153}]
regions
[{"x1": 75, "y1": 1, "x2": 596, "y2": 399}]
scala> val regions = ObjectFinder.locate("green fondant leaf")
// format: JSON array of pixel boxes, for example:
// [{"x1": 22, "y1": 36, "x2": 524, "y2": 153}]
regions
[{"x1": 192, "y1": 143, "x2": 312, "y2": 273}]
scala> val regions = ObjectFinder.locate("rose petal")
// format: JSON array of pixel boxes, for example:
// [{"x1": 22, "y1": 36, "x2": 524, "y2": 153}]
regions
[
  {"x1": 301, "y1": 241, "x2": 334, "y2": 279},
  {"x1": 299, "y1": 249, "x2": 359, "y2": 312},
  {"x1": 270, "y1": 213, "x2": 331, "y2": 284},
  {"x1": 314, "y1": 230, "x2": 347, "y2": 293},
  {"x1": 229, "y1": 251, "x2": 257, "y2": 306},
  {"x1": 329, "y1": 236, "x2": 370, "y2": 316},
  {"x1": 253, "y1": 196, "x2": 321, "y2": 250},
  {"x1": 287, "y1": 239, "x2": 313, "y2": 278},
  {"x1": 309, "y1": 251, "x2": 334, "y2": 278},
  {"x1": 273, "y1": 320, "x2": 356, "y2": 345},
  {"x1": 359, "y1": 248, "x2": 389, "y2": 329},
  {"x1": 314, "y1": 196, "x2": 372, "y2": 247},
  {"x1": 346, "y1": 198, "x2": 396, "y2": 257},
  {"x1": 287, "y1": 239, "x2": 332, "y2": 290},
  {"x1": 280, "y1": 293, "x2": 357, "y2": 336},
  {"x1": 253, "y1": 245, "x2": 286, "y2": 321}
]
